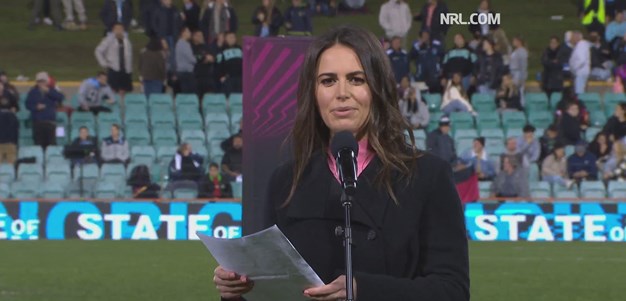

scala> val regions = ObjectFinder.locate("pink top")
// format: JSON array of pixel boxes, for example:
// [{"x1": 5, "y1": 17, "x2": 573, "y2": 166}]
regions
[
  {"x1": 327, "y1": 138, "x2": 376, "y2": 184},
  {"x1": 426, "y1": 4, "x2": 436, "y2": 27}
]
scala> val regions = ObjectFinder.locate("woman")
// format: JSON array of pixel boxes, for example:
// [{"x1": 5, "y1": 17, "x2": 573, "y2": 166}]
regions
[
  {"x1": 509, "y1": 35, "x2": 528, "y2": 91},
  {"x1": 139, "y1": 38, "x2": 167, "y2": 97},
  {"x1": 398, "y1": 77, "x2": 429, "y2": 129},
  {"x1": 541, "y1": 36, "x2": 565, "y2": 98},
  {"x1": 541, "y1": 143, "x2": 573, "y2": 188},
  {"x1": 603, "y1": 141, "x2": 626, "y2": 181},
  {"x1": 127, "y1": 164, "x2": 161, "y2": 199},
  {"x1": 495, "y1": 73, "x2": 522, "y2": 112},
  {"x1": 252, "y1": 0, "x2": 284, "y2": 37},
  {"x1": 588, "y1": 131, "x2": 612, "y2": 171},
  {"x1": 442, "y1": 72, "x2": 475, "y2": 115},
  {"x1": 213, "y1": 26, "x2": 469, "y2": 301},
  {"x1": 602, "y1": 103, "x2": 626, "y2": 142},
  {"x1": 475, "y1": 38, "x2": 505, "y2": 96},
  {"x1": 442, "y1": 33, "x2": 477, "y2": 91}
]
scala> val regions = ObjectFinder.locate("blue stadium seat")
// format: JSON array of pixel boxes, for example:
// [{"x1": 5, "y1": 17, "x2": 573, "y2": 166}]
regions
[
  {"x1": 528, "y1": 164, "x2": 540, "y2": 183},
  {"x1": 530, "y1": 181, "x2": 551, "y2": 198},
  {"x1": 40, "y1": 181, "x2": 65, "y2": 199},
  {"x1": 478, "y1": 181, "x2": 492, "y2": 199},
  {"x1": 422, "y1": 93, "x2": 442, "y2": 112},
  {"x1": 209, "y1": 139, "x2": 224, "y2": 158},
  {"x1": 178, "y1": 111, "x2": 204, "y2": 130},
  {"x1": 580, "y1": 181, "x2": 606, "y2": 199},
  {"x1": 229, "y1": 93, "x2": 243, "y2": 105},
  {"x1": 150, "y1": 111, "x2": 176, "y2": 129},
  {"x1": 527, "y1": 111, "x2": 553, "y2": 129},
  {"x1": 578, "y1": 92, "x2": 602, "y2": 112},
  {"x1": 449, "y1": 112, "x2": 474, "y2": 130},
  {"x1": 608, "y1": 181, "x2": 626, "y2": 198},
  {"x1": 505, "y1": 128, "x2": 523, "y2": 139},
  {"x1": 124, "y1": 110, "x2": 149, "y2": 129},
  {"x1": 156, "y1": 146, "x2": 178, "y2": 164},
  {"x1": 152, "y1": 129, "x2": 178, "y2": 147},
  {"x1": 149, "y1": 93, "x2": 174, "y2": 108},
  {"x1": 181, "y1": 129, "x2": 207, "y2": 146},
  {"x1": 46, "y1": 162, "x2": 71, "y2": 185},
  {"x1": 0, "y1": 164, "x2": 15, "y2": 183},
  {"x1": 205, "y1": 112, "x2": 230, "y2": 130},
  {"x1": 125, "y1": 125, "x2": 151, "y2": 146},
  {"x1": 65, "y1": 180, "x2": 95, "y2": 198},
  {"x1": 73, "y1": 163, "x2": 100, "y2": 181},
  {"x1": 131, "y1": 146, "x2": 156, "y2": 165},
  {"x1": 476, "y1": 111, "x2": 500, "y2": 130},
  {"x1": 175, "y1": 93, "x2": 199, "y2": 109},
  {"x1": 231, "y1": 181, "x2": 242, "y2": 199},
  {"x1": 229, "y1": 103, "x2": 243, "y2": 115},
  {"x1": 124, "y1": 93, "x2": 148, "y2": 107},
  {"x1": 501, "y1": 111, "x2": 526, "y2": 130},
  {"x1": 204, "y1": 102, "x2": 228, "y2": 114},
  {"x1": 603, "y1": 93, "x2": 626, "y2": 116},
  {"x1": 554, "y1": 189, "x2": 579, "y2": 199},
  {"x1": 94, "y1": 181, "x2": 120, "y2": 199},
  {"x1": 524, "y1": 93, "x2": 549, "y2": 113},
  {"x1": 203, "y1": 93, "x2": 227, "y2": 106},
  {"x1": 97, "y1": 112, "x2": 122, "y2": 133},
  {"x1": 18, "y1": 145, "x2": 44, "y2": 164},
  {"x1": 471, "y1": 93, "x2": 496, "y2": 112},
  {"x1": 173, "y1": 187, "x2": 198, "y2": 199},
  {"x1": 17, "y1": 163, "x2": 43, "y2": 182},
  {"x1": 585, "y1": 127, "x2": 601, "y2": 141},
  {"x1": 11, "y1": 181, "x2": 40, "y2": 198},
  {"x1": 70, "y1": 111, "x2": 96, "y2": 129},
  {"x1": 0, "y1": 183, "x2": 10, "y2": 199},
  {"x1": 589, "y1": 111, "x2": 607, "y2": 128},
  {"x1": 100, "y1": 163, "x2": 126, "y2": 184}
]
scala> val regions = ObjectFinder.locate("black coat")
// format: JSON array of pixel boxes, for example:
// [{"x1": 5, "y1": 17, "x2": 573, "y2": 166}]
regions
[
  {"x1": 475, "y1": 52, "x2": 505, "y2": 89},
  {"x1": 151, "y1": 4, "x2": 182, "y2": 39},
  {"x1": 541, "y1": 47, "x2": 566, "y2": 92},
  {"x1": 414, "y1": 2, "x2": 449, "y2": 41},
  {"x1": 183, "y1": 2, "x2": 201, "y2": 31},
  {"x1": 251, "y1": 6, "x2": 284, "y2": 37},
  {"x1": 100, "y1": 0, "x2": 133, "y2": 31},
  {"x1": 263, "y1": 152, "x2": 469, "y2": 301}
]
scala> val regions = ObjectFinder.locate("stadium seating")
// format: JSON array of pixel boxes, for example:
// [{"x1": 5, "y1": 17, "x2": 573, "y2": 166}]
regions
[
  {"x1": 125, "y1": 126, "x2": 151, "y2": 146},
  {"x1": 0, "y1": 164, "x2": 15, "y2": 183},
  {"x1": 476, "y1": 111, "x2": 500, "y2": 130},
  {"x1": 229, "y1": 93, "x2": 243, "y2": 105},
  {"x1": 530, "y1": 181, "x2": 551, "y2": 198},
  {"x1": 41, "y1": 181, "x2": 65, "y2": 198},
  {"x1": 149, "y1": 93, "x2": 174, "y2": 108},
  {"x1": 585, "y1": 127, "x2": 601, "y2": 141},
  {"x1": 589, "y1": 111, "x2": 607, "y2": 128},
  {"x1": 70, "y1": 112, "x2": 96, "y2": 129},
  {"x1": 471, "y1": 93, "x2": 496, "y2": 112},
  {"x1": 94, "y1": 181, "x2": 120, "y2": 198},
  {"x1": 175, "y1": 94, "x2": 200, "y2": 110},
  {"x1": 478, "y1": 181, "x2": 491, "y2": 199},
  {"x1": 0, "y1": 183, "x2": 10, "y2": 198},
  {"x1": 124, "y1": 93, "x2": 148, "y2": 107},
  {"x1": 580, "y1": 181, "x2": 606, "y2": 199},
  {"x1": 152, "y1": 129, "x2": 178, "y2": 147},
  {"x1": 524, "y1": 93, "x2": 549, "y2": 114},
  {"x1": 231, "y1": 181, "x2": 243, "y2": 199},
  {"x1": 608, "y1": 181, "x2": 626, "y2": 198},
  {"x1": 450, "y1": 112, "x2": 474, "y2": 130},
  {"x1": 150, "y1": 111, "x2": 177, "y2": 129},
  {"x1": 157, "y1": 146, "x2": 178, "y2": 164},
  {"x1": 178, "y1": 111, "x2": 204, "y2": 130},
  {"x1": 73, "y1": 164, "x2": 99, "y2": 181},
  {"x1": 422, "y1": 93, "x2": 442, "y2": 112},
  {"x1": 501, "y1": 111, "x2": 526, "y2": 130},
  {"x1": 100, "y1": 163, "x2": 126, "y2": 184},
  {"x1": 11, "y1": 181, "x2": 40, "y2": 198},
  {"x1": 17, "y1": 163, "x2": 43, "y2": 182},
  {"x1": 173, "y1": 187, "x2": 198, "y2": 199},
  {"x1": 527, "y1": 111, "x2": 553, "y2": 129},
  {"x1": 46, "y1": 162, "x2": 71, "y2": 185},
  {"x1": 131, "y1": 146, "x2": 156, "y2": 165},
  {"x1": 528, "y1": 164, "x2": 540, "y2": 183}
]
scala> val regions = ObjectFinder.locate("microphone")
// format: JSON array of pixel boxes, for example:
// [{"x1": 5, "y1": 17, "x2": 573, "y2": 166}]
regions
[{"x1": 330, "y1": 131, "x2": 359, "y2": 196}]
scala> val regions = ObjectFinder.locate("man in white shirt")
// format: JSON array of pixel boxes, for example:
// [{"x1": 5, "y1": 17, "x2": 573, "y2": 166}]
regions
[
  {"x1": 379, "y1": 0, "x2": 412, "y2": 46},
  {"x1": 568, "y1": 31, "x2": 591, "y2": 94}
]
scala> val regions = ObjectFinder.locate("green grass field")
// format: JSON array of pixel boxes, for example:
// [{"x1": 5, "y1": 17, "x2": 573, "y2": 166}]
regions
[
  {"x1": 1, "y1": 241, "x2": 625, "y2": 301},
  {"x1": 0, "y1": 0, "x2": 584, "y2": 81}
]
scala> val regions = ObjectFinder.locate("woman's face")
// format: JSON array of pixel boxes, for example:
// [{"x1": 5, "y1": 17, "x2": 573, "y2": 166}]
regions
[
  {"x1": 555, "y1": 148, "x2": 564, "y2": 158},
  {"x1": 454, "y1": 34, "x2": 465, "y2": 48},
  {"x1": 452, "y1": 73, "x2": 462, "y2": 84},
  {"x1": 615, "y1": 105, "x2": 624, "y2": 117},
  {"x1": 482, "y1": 40, "x2": 492, "y2": 52},
  {"x1": 315, "y1": 44, "x2": 372, "y2": 136},
  {"x1": 598, "y1": 134, "x2": 607, "y2": 144},
  {"x1": 549, "y1": 38, "x2": 559, "y2": 50}
]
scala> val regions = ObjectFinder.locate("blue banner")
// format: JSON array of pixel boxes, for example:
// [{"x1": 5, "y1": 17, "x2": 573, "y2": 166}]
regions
[{"x1": 2, "y1": 201, "x2": 625, "y2": 241}]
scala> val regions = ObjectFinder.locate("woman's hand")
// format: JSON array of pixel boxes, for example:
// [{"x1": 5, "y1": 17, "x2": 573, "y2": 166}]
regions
[
  {"x1": 213, "y1": 266, "x2": 254, "y2": 300},
  {"x1": 303, "y1": 275, "x2": 356, "y2": 301}
]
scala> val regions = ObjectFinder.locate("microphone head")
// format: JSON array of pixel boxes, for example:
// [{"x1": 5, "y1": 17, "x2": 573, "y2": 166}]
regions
[{"x1": 330, "y1": 131, "x2": 359, "y2": 159}]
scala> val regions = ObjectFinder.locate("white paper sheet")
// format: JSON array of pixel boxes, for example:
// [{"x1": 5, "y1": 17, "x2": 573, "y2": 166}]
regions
[{"x1": 197, "y1": 225, "x2": 324, "y2": 301}]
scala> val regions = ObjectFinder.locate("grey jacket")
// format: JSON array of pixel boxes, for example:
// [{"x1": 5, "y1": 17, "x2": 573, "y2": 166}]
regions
[
  {"x1": 95, "y1": 35, "x2": 133, "y2": 73},
  {"x1": 509, "y1": 47, "x2": 528, "y2": 87},
  {"x1": 100, "y1": 136, "x2": 129, "y2": 162},
  {"x1": 490, "y1": 167, "x2": 529, "y2": 198},
  {"x1": 78, "y1": 77, "x2": 116, "y2": 108},
  {"x1": 399, "y1": 98, "x2": 429, "y2": 128},
  {"x1": 175, "y1": 39, "x2": 197, "y2": 73}
]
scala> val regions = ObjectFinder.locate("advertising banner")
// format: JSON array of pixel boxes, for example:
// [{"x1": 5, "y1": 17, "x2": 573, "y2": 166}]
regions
[{"x1": 2, "y1": 201, "x2": 625, "y2": 241}]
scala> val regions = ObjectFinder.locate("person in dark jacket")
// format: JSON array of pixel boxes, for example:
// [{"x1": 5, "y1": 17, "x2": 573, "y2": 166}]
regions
[
  {"x1": 0, "y1": 82, "x2": 18, "y2": 113},
  {"x1": 442, "y1": 33, "x2": 477, "y2": 90},
  {"x1": 151, "y1": 0, "x2": 182, "y2": 66},
  {"x1": 221, "y1": 134, "x2": 242, "y2": 182},
  {"x1": 413, "y1": 0, "x2": 449, "y2": 42},
  {"x1": 182, "y1": 0, "x2": 200, "y2": 31},
  {"x1": 139, "y1": 38, "x2": 167, "y2": 97},
  {"x1": 409, "y1": 30, "x2": 444, "y2": 93},
  {"x1": 200, "y1": 0, "x2": 239, "y2": 44},
  {"x1": 539, "y1": 124, "x2": 566, "y2": 163},
  {"x1": 70, "y1": 126, "x2": 99, "y2": 166},
  {"x1": 0, "y1": 71, "x2": 19, "y2": 105},
  {"x1": 217, "y1": 32, "x2": 243, "y2": 96},
  {"x1": 602, "y1": 102, "x2": 626, "y2": 141},
  {"x1": 475, "y1": 38, "x2": 505, "y2": 96},
  {"x1": 198, "y1": 162, "x2": 233, "y2": 198},
  {"x1": 25, "y1": 72, "x2": 65, "y2": 150},
  {"x1": 139, "y1": 0, "x2": 160, "y2": 34},
  {"x1": 252, "y1": 0, "x2": 284, "y2": 37},
  {"x1": 468, "y1": 0, "x2": 499, "y2": 38},
  {"x1": 168, "y1": 142, "x2": 204, "y2": 182},
  {"x1": 284, "y1": 0, "x2": 312, "y2": 35},
  {"x1": 386, "y1": 36, "x2": 409, "y2": 84},
  {"x1": 559, "y1": 102, "x2": 586, "y2": 145},
  {"x1": 567, "y1": 141, "x2": 598, "y2": 182},
  {"x1": 426, "y1": 115, "x2": 457, "y2": 165},
  {"x1": 100, "y1": 0, "x2": 133, "y2": 32},
  {"x1": 495, "y1": 73, "x2": 522, "y2": 112},
  {"x1": 541, "y1": 36, "x2": 566, "y2": 98},
  {"x1": 127, "y1": 164, "x2": 161, "y2": 198},
  {"x1": 588, "y1": 131, "x2": 612, "y2": 168},
  {"x1": 0, "y1": 107, "x2": 18, "y2": 164},
  {"x1": 192, "y1": 30, "x2": 218, "y2": 98}
]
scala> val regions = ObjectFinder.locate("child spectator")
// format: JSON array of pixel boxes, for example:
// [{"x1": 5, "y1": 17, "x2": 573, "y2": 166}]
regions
[
  {"x1": 198, "y1": 162, "x2": 233, "y2": 198},
  {"x1": 495, "y1": 74, "x2": 522, "y2": 112},
  {"x1": 602, "y1": 102, "x2": 626, "y2": 141},
  {"x1": 517, "y1": 125, "x2": 540, "y2": 165},
  {"x1": 379, "y1": 0, "x2": 412, "y2": 44},
  {"x1": 175, "y1": 27, "x2": 198, "y2": 94},
  {"x1": 387, "y1": 36, "x2": 410, "y2": 84},
  {"x1": 541, "y1": 143, "x2": 574, "y2": 188},
  {"x1": 567, "y1": 141, "x2": 598, "y2": 182},
  {"x1": 182, "y1": 0, "x2": 201, "y2": 31},
  {"x1": 77, "y1": 72, "x2": 117, "y2": 115},
  {"x1": 95, "y1": 23, "x2": 134, "y2": 100},
  {"x1": 490, "y1": 156, "x2": 529, "y2": 198},
  {"x1": 217, "y1": 32, "x2": 243, "y2": 96},
  {"x1": 100, "y1": 124, "x2": 129, "y2": 164},
  {"x1": 26, "y1": 72, "x2": 65, "y2": 150},
  {"x1": 200, "y1": 0, "x2": 238, "y2": 43},
  {"x1": 252, "y1": 0, "x2": 284, "y2": 37},
  {"x1": 285, "y1": 0, "x2": 313, "y2": 36},
  {"x1": 409, "y1": 31, "x2": 444, "y2": 93},
  {"x1": 460, "y1": 137, "x2": 497, "y2": 181},
  {"x1": 441, "y1": 72, "x2": 475, "y2": 115},
  {"x1": 139, "y1": 38, "x2": 167, "y2": 97},
  {"x1": 398, "y1": 77, "x2": 429, "y2": 129},
  {"x1": 541, "y1": 36, "x2": 566, "y2": 99},
  {"x1": 442, "y1": 33, "x2": 477, "y2": 90},
  {"x1": 559, "y1": 102, "x2": 586, "y2": 145},
  {"x1": 100, "y1": 0, "x2": 133, "y2": 32},
  {"x1": 475, "y1": 38, "x2": 505, "y2": 96},
  {"x1": 221, "y1": 134, "x2": 243, "y2": 182}
]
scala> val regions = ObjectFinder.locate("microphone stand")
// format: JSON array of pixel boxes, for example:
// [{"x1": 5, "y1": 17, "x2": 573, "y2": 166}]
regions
[{"x1": 341, "y1": 191, "x2": 354, "y2": 301}]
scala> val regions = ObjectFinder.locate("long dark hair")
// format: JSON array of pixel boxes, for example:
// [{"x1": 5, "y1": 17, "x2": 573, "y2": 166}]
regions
[{"x1": 285, "y1": 25, "x2": 420, "y2": 205}]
